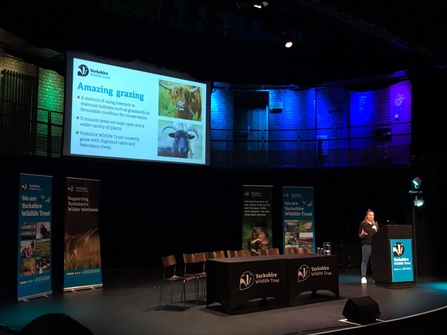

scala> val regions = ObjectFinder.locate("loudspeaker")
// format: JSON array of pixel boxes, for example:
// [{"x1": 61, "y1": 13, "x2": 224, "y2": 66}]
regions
[{"x1": 342, "y1": 296, "x2": 381, "y2": 324}]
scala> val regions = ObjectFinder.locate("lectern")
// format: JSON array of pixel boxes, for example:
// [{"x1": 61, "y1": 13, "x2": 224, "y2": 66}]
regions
[{"x1": 371, "y1": 225, "x2": 415, "y2": 288}]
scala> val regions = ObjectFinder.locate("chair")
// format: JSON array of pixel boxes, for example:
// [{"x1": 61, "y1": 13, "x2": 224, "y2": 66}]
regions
[
  {"x1": 298, "y1": 247, "x2": 307, "y2": 254},
  {"x1": 183, "y1": 252, "x2": 207, "y2": 300},
  {"x1": 159, "y1": 255, "x2": 196, "y2": 310},
  {"x1": 260, "y1": 248, "x2": 280, "y2": 256},
  {"x1": 205, "y1": 250, "x2": 226, "y2": 259},
  {"x1": 235, "y1": 249, "x2": 250, "y2": 257},
  {"x1": 284, "y1": 247, "x2": 298, "y2": 255},
  {"x1": 226, "y1": 250, "x2": 250, "y2": 258}
]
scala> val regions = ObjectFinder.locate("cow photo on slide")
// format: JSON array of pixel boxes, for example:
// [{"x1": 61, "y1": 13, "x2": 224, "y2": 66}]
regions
[
  {"x1": 158, "y1": 80, "x2": 202, "y2": 121},
  {"x1": 157, "y1": 121, "x2": 203, "y2": 159}
]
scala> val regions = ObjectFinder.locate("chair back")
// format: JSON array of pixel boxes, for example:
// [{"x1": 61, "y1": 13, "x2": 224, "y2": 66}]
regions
[
  {"x1": 260, "y1": 248, "x2": 280, "y2": 256},
  {"x1": 268, "y1": 248, "x2": 280, "y2": 255},
  {"x1": 183, "y1": 252, "x2": 207, "y2": 264},
  {"x1": 235, "y1": 250, "x2": 250, "y2": 257},
  {"x1": 298, "y1": 247, "x2": 307, "y2": 254},
  {"x1": 284, "y1": 247, "x2": 296, "y2": 255},
  {"x1": 161, "y1": 255, "x2": 176, "y2": 267},
  {"x1": 206, "y1": 250, "x2": 226, "y2": 259},
  {"x1": 226, "y1": 250, "x2": 237, "y2": 258},
  {"x1": 183, "y1": 252, "x2": 206, "y2": 276},
  {"x1": 161, "y1": 255, "x2": 178, "y2": 279}
]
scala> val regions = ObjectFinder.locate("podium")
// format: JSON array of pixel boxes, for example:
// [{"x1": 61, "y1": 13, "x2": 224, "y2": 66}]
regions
[{"x1": 371, "y1": 225, "x2": 415, "y2": 288}]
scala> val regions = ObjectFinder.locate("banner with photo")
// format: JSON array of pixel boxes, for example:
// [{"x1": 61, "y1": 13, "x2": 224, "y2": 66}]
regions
[
  {"x1": 17, "y1": 173, "x2": 53, "y2": 301},
  {"x1": 282, "y1": 186, "x2": 315, "y2": 253},
  {"x1": 242, "y1": 185, "x2": 273, "y2": 256},
  {"x1": 64, "y1": 177, "x2": 102, "y2": 291}
]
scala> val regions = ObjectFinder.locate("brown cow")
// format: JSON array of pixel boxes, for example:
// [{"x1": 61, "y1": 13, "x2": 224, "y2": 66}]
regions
[{"x1": 159, "y1": 81, "x2": 202, "y2": 120}]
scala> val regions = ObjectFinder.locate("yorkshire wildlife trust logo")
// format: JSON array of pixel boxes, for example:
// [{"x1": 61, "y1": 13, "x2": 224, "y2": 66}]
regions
[
  {"x1": 21, "y1": 182, "x2": 29, "y2": 191},
  {"x1": 239, "y1": 271, "x2": 255, "y2": 291},
  {"x1": 78, "y1": 64, "x2": 89, "y2": 76},
  {"x1": 67, "y1": 186, "x2": 74, "y2": 192},
  {"x1": 244, "y1": 191, "x2": 250, "y2": 197},
  {"x1": 393, "y1": 242, "x2": 405, "y2": 256},
  {"x1": 297, "y1": 265, "x2": 311, "y2": 282}
]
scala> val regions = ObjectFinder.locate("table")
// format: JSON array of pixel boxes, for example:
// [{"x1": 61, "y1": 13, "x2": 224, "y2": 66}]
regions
[
  {"x1": 206, "y1": 254, "x2": 339, "y2": 313},
  {"x1": 286, "y1": 254, "x2": 339, "y2": 304}
]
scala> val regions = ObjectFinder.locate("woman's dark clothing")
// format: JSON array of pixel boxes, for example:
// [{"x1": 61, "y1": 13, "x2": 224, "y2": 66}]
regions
[{"x1": 358, "y1": 221, "x2": 378, "y2": 245}]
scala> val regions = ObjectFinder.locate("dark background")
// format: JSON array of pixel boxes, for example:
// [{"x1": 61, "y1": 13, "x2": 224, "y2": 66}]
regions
[{"x1": 1, "y1": 0, "x2": 447, "y2": 298}]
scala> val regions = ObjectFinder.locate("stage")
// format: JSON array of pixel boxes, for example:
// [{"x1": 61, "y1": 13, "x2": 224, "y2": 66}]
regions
[{"x1": 1, "y1": 267, "x2": 447, "y2": 335}]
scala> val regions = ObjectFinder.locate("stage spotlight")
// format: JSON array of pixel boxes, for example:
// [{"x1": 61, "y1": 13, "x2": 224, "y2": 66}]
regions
[
  {"x1": 281, "y1": 30, "x2": 295, "y2": 48},
  {"x1": 236, "y1": 1, "x2": 268, "y2": 9},
  {"x1": 414, "y1": 196, "x2": 424, "y2": 207},
  {"x1": 412, "y1": 177, "x2": 422, "y2": 189},
  {"x1": 254, "y1": 2, "x2": 268, "y2": 9}
]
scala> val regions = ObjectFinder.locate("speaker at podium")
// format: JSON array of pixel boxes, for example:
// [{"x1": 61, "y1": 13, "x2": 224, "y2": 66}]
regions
[{"x1": 371, "y1": 224, "x2": 415, "y2": 288}]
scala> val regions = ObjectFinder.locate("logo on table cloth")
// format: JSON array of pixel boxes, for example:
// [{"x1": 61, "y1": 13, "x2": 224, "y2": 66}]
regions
[
  {"x1": 239, "y1": 271, "x2": 255, "y2": 290},
  {"x1": 393, "y1": 242, "x2": 405, "y2": 256},
  {"x1": 298, "y1": 265, "x2": 332, "y2": 282},
  {"x1": 239, "y1": 271, "x2": 280, "y2": 290},
  {"x1": 298, "y1": 265, "x2": 311, "y2": 282}
]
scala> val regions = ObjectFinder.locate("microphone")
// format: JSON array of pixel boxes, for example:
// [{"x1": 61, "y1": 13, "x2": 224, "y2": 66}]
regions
[{"x1": 386, "y1": 219, "x2": 398, "y2": 225}]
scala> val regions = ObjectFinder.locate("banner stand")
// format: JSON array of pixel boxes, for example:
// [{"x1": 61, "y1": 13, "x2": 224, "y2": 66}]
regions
[
  {"x1": 64, "y1": 284, "x2": 103, "y2": 293},
  {"x1": 282, "y1": 186, "x2": 315, "y2": 253},
  {"x1": 17, "y1": 173, "x2": 53, "y2": 302},
  {"x1": 242, "y1": 185, "x2": 273, "y2": 255},
  {"x1": 18, "y1": 291, "x2": 53, "y2": 302},
  {"x1": 63, "y1": 177, "x2": 103, "y2": 292}
]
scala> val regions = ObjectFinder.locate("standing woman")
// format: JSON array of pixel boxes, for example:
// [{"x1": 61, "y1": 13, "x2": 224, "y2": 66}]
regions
[{"x1": 358, "y1": 209, "x2": 379, "y2": 284}]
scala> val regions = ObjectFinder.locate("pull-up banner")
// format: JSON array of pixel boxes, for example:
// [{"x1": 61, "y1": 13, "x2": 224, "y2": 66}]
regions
[
  {"x1": 17, "y1": 173, "x2": 53, "y2": 301},
  {"x1": 63, "y1": 177, "x2": 102, "y2": 291},
  {"x1": 242, "y1": 185, "x2": 273, "y2": 255},
  {"x1": 282, "y1": 186, "x2": 315, "y2": 253}
]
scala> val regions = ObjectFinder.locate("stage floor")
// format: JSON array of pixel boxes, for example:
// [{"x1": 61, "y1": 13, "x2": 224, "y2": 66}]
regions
[{"x1": 1, "y1": 268, "x2": 447, "y2": 335}]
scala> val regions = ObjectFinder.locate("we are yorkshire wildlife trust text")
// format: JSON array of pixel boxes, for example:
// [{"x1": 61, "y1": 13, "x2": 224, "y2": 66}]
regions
[
  {"x1": 21, "y1": 195, "x2": 50, "y2": 217},
  {"x1": 284, "y1": 201, "x2": 312, "y2": 217}
]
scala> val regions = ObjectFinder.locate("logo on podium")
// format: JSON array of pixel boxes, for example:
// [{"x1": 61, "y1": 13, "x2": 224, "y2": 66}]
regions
[{"x1": 393, "y1": 242, "x2": 405, "y2": 256}]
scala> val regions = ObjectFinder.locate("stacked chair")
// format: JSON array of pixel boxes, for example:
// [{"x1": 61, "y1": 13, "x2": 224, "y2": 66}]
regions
[
  {"x1": 205, "y1": 250, "x2": 226, "y2": 259},
  {"x1": 226, "y1": 249, "x2": 250, "y2": 258},
  {"x1": 159, "y1": 255, "x2": 196, "y2": 310},
  {"x1": 259, "y1": 248, "x2": 280, "y2": 255},
  {"x1": 183, "y1": 252, "x2": 207, "y2": 302}
]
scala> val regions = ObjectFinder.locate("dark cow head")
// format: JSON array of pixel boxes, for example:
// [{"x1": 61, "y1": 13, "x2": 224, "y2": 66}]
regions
[
  {"x1": 162, "y1": 125, "x2": 199, "y2": 158},
  {"x1": 159, "y1": 82, "x2": 200, "y2": 119}
]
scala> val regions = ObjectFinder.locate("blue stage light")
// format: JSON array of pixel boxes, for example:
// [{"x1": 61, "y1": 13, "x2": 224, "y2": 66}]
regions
[
  {"x1": 413, "y1": 196, "x2": 424, "y2": 207},
  {"x1": 412, "y1": 177, "x2": 422, "y2": 189}
]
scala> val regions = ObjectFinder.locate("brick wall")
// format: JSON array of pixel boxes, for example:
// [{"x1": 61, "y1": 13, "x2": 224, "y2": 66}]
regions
[
  {"x1": 0, "y1": 49, "x2": 65, "y2": 156},
  {"x1": 0, "y1": 49, "x2": 65, "y2": 125},
  {"x1": 0, "y1": 49, "x2": 38, "y2": 76},
  {"x1": 38, "y1": 68, "x2": 65, "y2": 128}
]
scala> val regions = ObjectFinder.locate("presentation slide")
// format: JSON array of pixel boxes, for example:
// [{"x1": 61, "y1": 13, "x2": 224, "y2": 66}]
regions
[{"x1": 63, "y1": 51, "x2": 210, "y2": 165}]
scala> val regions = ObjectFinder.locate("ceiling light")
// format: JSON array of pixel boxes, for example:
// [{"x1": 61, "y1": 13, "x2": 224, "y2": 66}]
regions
[
  {"x1": 280, "y1": 30, "x2": 295, "y2": 48},
  {"x1": 236, "y1": 1, "x2": 268, "y2": 9},
  {"x1": 414, "y1": 196, "x2": 424, "y2": 207},
  {"x1": 412, "y1": 177, "x2": 422, "y2": 189},
  {"x1": 254, "y1": 2, "x2": 268, "y2": 9}
]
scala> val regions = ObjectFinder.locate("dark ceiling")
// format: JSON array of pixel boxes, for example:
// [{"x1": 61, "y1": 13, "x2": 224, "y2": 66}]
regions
[{"x1": 0, "y1": 0, "x2": 446, "y2": 86}]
